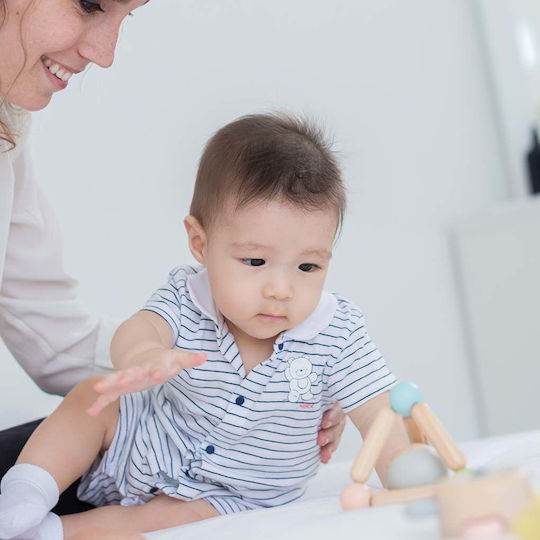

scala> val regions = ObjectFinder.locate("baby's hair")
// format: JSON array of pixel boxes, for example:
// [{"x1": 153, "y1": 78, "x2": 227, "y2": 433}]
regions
[{"x1": 190, "y1": 113, "x2": 346, "y2": 230}]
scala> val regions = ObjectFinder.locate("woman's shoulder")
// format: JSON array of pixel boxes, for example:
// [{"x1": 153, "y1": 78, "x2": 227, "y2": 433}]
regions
[{"x1": 0, "y1": 102, "x2": 32, "y2": 158}]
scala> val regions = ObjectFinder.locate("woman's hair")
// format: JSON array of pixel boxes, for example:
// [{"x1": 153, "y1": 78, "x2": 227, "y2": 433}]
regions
[
  {"x1": 0, "y1": 0, "x2": 31, "y2": 151},
  {"x1": 190, "y1": 113, "x2": 346, "y2": 231},
  {"x1": 0, "y1": 0, "x2": 15, "y2": 150}
]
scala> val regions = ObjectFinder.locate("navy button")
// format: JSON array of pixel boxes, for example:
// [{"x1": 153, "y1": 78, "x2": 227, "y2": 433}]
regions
[
  {"x1": 235, "y1": 396, "x2": 245, "y2": 406},
  {"x1": 149, "y1": 487, "x2": 159, "y2": 494},
  {"x1": 205, "y1": 445, "x2": 215, "y2": 454},
  {"x1": 278, "y1": 343, "x2": 284, "y2": 351}
]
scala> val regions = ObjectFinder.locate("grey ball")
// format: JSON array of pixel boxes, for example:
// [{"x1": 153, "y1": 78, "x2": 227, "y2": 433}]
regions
[{"x1": 386, "y1": 446, "x2": 448, "y2": 489}]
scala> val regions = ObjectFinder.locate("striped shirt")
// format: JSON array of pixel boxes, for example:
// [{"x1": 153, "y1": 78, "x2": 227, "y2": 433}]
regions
[{"x1": 77, "y1": 265, "x2": 396, "y2": 515}]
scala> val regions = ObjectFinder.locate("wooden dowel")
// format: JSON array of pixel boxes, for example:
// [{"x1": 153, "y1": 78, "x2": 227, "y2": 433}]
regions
[
  {"x1": 351, "y1": 408, "x2": 398, "y2": 483},
  {"x1": 404, "y1": 416, "x2": 425, "y2": 444},
  {"x1": 411, "y1": 402, "x2": 466, "y2": 470},
  {"x1": 370, "y1": 484, "x2": 437, "y2": 506}
]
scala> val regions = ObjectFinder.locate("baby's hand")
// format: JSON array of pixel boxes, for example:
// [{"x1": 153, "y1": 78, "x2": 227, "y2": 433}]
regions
[{"x1": 87, "y1": 348, "x2": 206, "y2": 416}]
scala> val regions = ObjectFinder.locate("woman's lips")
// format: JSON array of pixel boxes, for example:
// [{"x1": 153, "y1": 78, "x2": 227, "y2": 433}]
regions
[{"x1": 41, "y1": 60, "x2": 69, "y2": 90}]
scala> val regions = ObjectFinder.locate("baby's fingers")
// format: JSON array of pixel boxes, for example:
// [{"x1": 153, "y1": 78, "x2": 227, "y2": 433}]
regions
[
  {"x1": 160, "y1": 351, "x2": 206, "y2": 379},
  {"x1": 87, "y1": 389, "x2": 120, "y2": 416},
  {"x1": 93, "y1": 369, "x2": 145, "y2": 393},
  {"x1": 172, "y1": 351, "x2": 207, "y2": 370},
  {"x1": 93, "y1": 372, "x2": 127, "y2": 394}
]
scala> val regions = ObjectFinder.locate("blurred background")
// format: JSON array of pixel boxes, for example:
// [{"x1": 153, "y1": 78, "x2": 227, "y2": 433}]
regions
[{"x1": 2, "y1": 0, "x2": 539, "y2": 462}]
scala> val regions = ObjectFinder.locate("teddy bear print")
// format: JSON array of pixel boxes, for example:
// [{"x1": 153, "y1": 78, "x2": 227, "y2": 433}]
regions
[{"x1": 285, "y1": 356, "x2": 317, "y2": 402}]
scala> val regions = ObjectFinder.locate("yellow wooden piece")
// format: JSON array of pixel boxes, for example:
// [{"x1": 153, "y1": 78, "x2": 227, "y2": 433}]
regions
[
  {"x1": 512, "y1": 493, "x2": 540, "y2": 540},
  {"x1": 350, "y1": 408, "x2": 398, "y2": 483},
  {"x1": 370, "y1": 484, "x2": 437, "y2": 506},
  {"x1": 410, "y1": 402, "x2": 465, "y2": 470}
]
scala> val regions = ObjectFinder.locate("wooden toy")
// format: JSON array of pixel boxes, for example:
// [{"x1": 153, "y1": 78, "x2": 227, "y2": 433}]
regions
[
  {"x1": 342, "y1": 382, "x2": 466, "y2": 510},
  {"x1": 435, "y1": 468, "x2": 534, "y2": 538},
  {"x1": 341, "y1": 382, "x2": 538, "y2": 536}
]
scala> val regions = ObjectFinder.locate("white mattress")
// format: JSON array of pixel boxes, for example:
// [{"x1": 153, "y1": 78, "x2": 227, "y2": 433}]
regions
[{"x1": 145, "y1": 431, "x2": 540, "y2": 539}]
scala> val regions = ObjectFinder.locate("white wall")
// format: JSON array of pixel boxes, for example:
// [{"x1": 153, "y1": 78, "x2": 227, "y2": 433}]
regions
[
  {"x1": 452, "y1": 196, "x2": 540, "y2": 437},
  {"x1": 1, "y1": 0, "x2": 511, "y2": 459},
  {"x1": 473, "y1": 0, "x2": 537, "y2": 198}
]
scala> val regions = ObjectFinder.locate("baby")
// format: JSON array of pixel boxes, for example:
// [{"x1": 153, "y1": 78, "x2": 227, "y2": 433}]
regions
[{"x1": 0, "y1": 113, "x2": 409, "y2": 538}]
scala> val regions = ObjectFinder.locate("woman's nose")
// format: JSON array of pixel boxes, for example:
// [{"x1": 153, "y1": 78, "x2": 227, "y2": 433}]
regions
[{"x1": 78, "y1": 23, "x2": 120, "y2": 68}]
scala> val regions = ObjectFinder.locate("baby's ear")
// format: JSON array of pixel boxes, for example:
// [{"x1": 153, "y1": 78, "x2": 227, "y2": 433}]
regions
[{"x1": 184, "y1": 216, "x2": 207, "y2": 264}]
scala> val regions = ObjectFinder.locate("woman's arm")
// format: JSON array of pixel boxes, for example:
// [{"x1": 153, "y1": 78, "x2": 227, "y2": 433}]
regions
[{"x1": 0, "y1": 144, "x2": 116, "y2": 396}]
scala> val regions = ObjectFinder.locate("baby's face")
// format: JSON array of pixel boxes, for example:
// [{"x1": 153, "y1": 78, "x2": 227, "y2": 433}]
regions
[{"x1": 204, "y1": 200, "x2": 337, "y2": 342}]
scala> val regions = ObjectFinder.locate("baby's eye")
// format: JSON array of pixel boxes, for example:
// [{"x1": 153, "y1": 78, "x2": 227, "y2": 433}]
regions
[
  {"x1": 78, "y1": 0, "x2": 104, "y2": 14},
  {"x1": 242, "y1": 258, "x2": 265, "y2": 267},
  {"x1": 299, "y1": 263, "x2": 319, "y2": 272}
]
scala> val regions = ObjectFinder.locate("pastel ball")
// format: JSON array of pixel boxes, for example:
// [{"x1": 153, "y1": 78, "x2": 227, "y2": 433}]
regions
[
  {"x1": 340, "y1": 483, "x2": 372, "y2": 510},
  {"x1": 386, "y1": 446, "x2": 448, "y2": 489},
  {"x1": 389, "y1": 382, "x2": 423, "y2": 416}
]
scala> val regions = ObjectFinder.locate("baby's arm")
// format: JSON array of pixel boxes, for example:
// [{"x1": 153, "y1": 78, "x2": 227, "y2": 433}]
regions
[
  {"x1": 87, "y1": 311, "x2": 206, "y2": 415},
  {"x1": 347, "y1": 391, "x2": 410, "y2": 487}
]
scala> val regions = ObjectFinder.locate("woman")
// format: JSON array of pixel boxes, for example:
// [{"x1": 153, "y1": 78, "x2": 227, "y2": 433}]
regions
[{"x1": 0, "y1": 0, "x2": 345, "y2": 518}]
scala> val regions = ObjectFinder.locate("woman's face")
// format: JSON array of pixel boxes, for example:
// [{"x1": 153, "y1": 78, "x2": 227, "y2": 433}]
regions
[{"x1": 0, "y1": 0, "x2": 148, "y2": 111}]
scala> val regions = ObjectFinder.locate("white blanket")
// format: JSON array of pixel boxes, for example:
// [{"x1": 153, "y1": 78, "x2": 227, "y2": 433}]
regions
[{"x1": 146, "y1": 431, "x2": 540, "y2": 540}]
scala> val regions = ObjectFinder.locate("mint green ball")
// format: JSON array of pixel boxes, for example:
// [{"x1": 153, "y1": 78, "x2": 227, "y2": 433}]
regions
[{"x1": 389, "y1": 382, "x2": 423, "y2": 416}]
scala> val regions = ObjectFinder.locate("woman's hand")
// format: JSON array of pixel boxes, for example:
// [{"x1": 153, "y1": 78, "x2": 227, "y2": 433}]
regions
[
  {"x1": 87, "y1": 348, "x2": 206, "y2": 416},
  {"x1": 317, "y1": 403, "x2": 346, "y2": 463}
]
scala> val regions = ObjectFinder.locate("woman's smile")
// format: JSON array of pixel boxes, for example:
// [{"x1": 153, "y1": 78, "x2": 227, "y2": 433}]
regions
[
  {"x1": 41, "y1": 56, "x2": 80, "y2": 91},
  {"x1": 42, "y1": 56, "x2": 79, "y2": 82}
]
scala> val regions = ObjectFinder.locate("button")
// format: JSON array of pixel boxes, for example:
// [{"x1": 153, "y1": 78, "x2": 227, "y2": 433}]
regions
[
  {"x1": 205, "y1": 445, "x2": 215, "y2": 454},
  {"x1": 235, "y1": 396, "x2": 245, "y2": 406},
  {"x1": 278, "y1": 343, "x2": 284, "y2": 351},
  {"x1": 149, "y1": 487, "x2": 159, "y2": 494}
]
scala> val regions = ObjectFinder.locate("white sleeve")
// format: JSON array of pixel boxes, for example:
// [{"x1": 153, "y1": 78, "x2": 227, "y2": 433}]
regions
[
  {"x1": 326, "y1": 310, "x2": 397, "y2": 412},
  {"x1": 0, "y1": 144, "x2": 116, "y2": 396}
]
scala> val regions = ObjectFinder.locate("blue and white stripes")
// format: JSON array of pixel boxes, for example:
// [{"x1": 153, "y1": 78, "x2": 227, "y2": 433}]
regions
[{"x1": 77, "y1": 265, "x2": 396, "y2": 515}]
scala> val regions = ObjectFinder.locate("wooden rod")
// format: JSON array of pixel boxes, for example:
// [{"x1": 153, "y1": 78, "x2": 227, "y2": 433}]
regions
[
  {"x1": 350, "y1": 408, "x2": 398, "y2": 483},
  {"x1": 370, "y1": 484, "x2": 437, "y2": 506},
  {"x1": 410, "y1": 402, "x2": 466, "y2": 470}
]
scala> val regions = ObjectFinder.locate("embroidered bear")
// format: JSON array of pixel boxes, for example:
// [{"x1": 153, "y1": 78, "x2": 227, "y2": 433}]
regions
[{"x1": 285, "y1": 357, "x2": 317, "y2": 402}]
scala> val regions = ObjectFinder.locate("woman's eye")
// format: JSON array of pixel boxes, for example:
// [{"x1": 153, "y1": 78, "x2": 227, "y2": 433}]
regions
[
  {"x1": 79, "y1": 0, "x2": 104, "y2": 14},
  {"x1": 299, "y1": 263, "x2": 318, "y2": 272},
  {"x1": 242, "y1": 258, "x2": 265, "y2": 267}
]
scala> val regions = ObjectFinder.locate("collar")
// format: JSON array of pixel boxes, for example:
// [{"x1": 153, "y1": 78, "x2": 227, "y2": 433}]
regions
[{"x1": 186, "y1": 267, "x2": 338, "y2": 342}]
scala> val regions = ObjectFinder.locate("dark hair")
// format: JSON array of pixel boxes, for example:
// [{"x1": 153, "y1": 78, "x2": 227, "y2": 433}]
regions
[{"x1": 190, "y1": 113, "x2": 346, "y2": 231}]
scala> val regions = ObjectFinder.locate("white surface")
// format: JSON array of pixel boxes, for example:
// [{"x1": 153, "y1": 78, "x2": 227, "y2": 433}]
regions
[
  {"x1": 452, "y1": 196, "x2": 540, "y2": 435},
  {"x1": 146, "y1": 431, "x2": 540, "y2": 540}
]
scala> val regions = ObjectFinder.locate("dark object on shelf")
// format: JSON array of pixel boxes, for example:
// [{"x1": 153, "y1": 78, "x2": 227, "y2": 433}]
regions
[{"x1": 526, "y1": 128, "x2": 540, "y2": 194}]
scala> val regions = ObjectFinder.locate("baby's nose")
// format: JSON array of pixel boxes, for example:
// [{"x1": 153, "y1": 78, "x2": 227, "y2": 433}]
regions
[{"x1": 262, "y1": 274, "x2": 293, "y2": 300}]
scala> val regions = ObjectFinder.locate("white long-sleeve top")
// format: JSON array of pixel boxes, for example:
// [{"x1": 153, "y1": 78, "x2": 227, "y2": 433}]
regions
[{"x1": 0, "y1": 104, "x2": 115, "y2": 396}]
